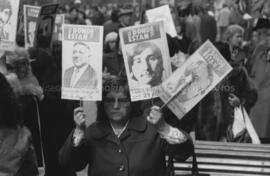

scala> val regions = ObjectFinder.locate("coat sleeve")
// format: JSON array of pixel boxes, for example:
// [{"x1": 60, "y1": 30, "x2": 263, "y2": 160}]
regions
[
  {"x1": 164, "y1": 129, "x2": 194, "y2": 162},
  {"x1": 167, "y1": 130, "x2": 194, "y2": 161},
  {"x1": 59, "y1": 130, "x2": 91, "y2": 172}
]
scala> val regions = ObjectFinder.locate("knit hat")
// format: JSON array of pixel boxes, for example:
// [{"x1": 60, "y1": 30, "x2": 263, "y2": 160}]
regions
[{"x1": 105, "y1": 32, "x2": 118, "y2": 44}]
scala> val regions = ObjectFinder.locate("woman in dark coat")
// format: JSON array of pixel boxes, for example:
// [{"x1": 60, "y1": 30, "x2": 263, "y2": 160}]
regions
[
  {"x1": 59, "y1": 77, "x2": 193, "y2": 176},
  {"x1": 196, "y1": 42, "x2": 257, "y2": 142}
]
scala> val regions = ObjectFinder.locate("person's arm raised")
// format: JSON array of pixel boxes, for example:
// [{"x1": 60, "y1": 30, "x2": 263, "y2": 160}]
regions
[
  {"x1": 59, "y1": 107, "x2": 90, "y2": 172},
  {"x1": 147, "y1": 105, "x2": 193, "y2": 161}
]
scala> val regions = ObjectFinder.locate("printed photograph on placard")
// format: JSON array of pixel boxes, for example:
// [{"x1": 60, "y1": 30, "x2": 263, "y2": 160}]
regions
[
  {"x1": 146, "y1": 4, "x2": 177, "y2": 37},
  {"x1": 24, "y1": 5, "x2": 40, "y2": 49},
  {"x1": 53, "y1": 14, "x2": 65, "y2": 41},
  {"x1": 119, "y1": 21, "x2": 172, "y2": 101},
  {"x1": 34, "y1": 3, "x2": 58, "y2": 53},
  {"x1": 0, "y1": 0, "x2": 20, "y2": 51},
  {"x1": 61, "y1": 24, "x2": 103, "y2": 101},
  {"x1": 159, "y1": 41, "x2": 233, "y2": 119}
]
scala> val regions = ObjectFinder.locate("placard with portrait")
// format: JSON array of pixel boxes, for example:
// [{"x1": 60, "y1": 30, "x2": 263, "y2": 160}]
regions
[
  {"x1": 24, "y1": 5, "x2": 40, "y2": 49},
  {"x1": 34, "y1": 3, "x2": 58, "y2": 53},
  {"x1": 0, "y1": 0, "x2": 20, "y2": 51},
  {"x1": 159, "y1": 40, "x2": 232, "y2": 119},
  {"x1": 61, "y1": 24, "x2": 103, "y2": 101},
  {"x1": 119, "y1": 21, "x2": 172, "y2": 101}
]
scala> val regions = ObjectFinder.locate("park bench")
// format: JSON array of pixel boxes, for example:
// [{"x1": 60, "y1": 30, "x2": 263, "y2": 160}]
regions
[{"x1": 173, "y1": 141, "x2": 270, "y2": 176}]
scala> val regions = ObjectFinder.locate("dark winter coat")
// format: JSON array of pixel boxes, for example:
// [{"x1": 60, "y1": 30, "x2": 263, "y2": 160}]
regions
[
  {"x1": 196, "y1": 65, "x2": 257, "y2": 142},
  {"x1": 59, "y1": 115, "x2": 193, "y2": 176}
]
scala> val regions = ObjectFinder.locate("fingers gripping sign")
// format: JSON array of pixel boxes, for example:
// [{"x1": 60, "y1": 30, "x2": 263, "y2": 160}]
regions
[
  {"x1": 147, "y1": 105, "x2": 163, "y2": 125},
  {"x1": 74, "y1": 107, "x2": 87, "y2": 131}
]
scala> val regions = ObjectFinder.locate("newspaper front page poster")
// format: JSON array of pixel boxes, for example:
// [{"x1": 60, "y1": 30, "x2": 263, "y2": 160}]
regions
[
  {"x1": 34, "y1": 4, "x2": 58, "y2": 53},
  {"x1": 24, "y1": 5, "x2": 40, "y2": 49},
  {"x1": 0, "y1": 0, "x2": 20, "y2": 51},
  {"x1": 146, "y1": 5, "x2": 177, "y2": 37},
  {"x1": 159, "y1": 40, "x2": 232, "y2": 119},
  {"x1": 119, "y1": 21, "x2": 172, "y2": 101},
  {"x1": 61, "y1": 24, "x2": 103, "y2": 101}
]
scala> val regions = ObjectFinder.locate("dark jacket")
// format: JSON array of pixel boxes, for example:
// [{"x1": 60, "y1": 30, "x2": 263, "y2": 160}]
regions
[
  {"x1": 63, "y1": 65, "x2": 98, "y2": 89},
  {"x1": 59, "y1": 116, "x2": 193, "y2": 176},
  {"x1": 196, "y1": 66, "x2": 257, "y2": 142}
]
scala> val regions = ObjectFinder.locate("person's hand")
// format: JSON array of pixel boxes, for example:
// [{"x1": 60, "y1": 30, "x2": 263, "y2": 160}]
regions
[
  {"x1": 147, "y1": 106, "x2": 170, "y2": 135},
  {"x1": 228, "y1": 93, "x2": 241, "y2": 107},
  {"x1": 147, "y1": 106, "x2": 166, "y2": 127},
  {"x1": 74, "y1": 107, "x2": 86, "y2": 131},
  {"x1": 102, "y1": 67, "x2": 117, "y2": 82}
]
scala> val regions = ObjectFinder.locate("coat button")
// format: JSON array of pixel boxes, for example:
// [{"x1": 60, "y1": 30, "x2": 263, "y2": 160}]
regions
[
  {"x1": 119, "y1": 165, "x2": 125, "y2": 171},
  {"x1": 118, "y1": 149, "x2": 122, "y2": 153}
]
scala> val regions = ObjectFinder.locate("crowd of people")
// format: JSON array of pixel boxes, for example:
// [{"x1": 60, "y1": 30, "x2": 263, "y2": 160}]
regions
[{"x1": 1, "y1": 0, "x2": 270, "y2": 176}]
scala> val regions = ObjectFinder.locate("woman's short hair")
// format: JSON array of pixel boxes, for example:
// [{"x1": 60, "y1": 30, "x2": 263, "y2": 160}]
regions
[
  {"x1": 223, "y1": 24, "x2": 244, "y2": 42},
  {"x1": 0, "y1": 73, "x2": 22, "y2": 127},
  {"x1": 102, "y1": 76, "x2": 129, "y2": 99},
  {"x1": 97, "y1": 76, "x2": 142, "y2": 121}
]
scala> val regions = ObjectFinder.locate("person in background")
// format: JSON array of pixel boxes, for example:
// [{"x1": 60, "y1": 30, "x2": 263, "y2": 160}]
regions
[
  {"x1": 216, "y1": 2, "x2": 231, "y2": 41},
  {"x1": 103, "y1": 9, "x2": 120, "y2": 37},
  {"x1": 197, "y1": 4, "x2": 217, "y2": 43},
  {"x1": 104, "y1": 32, "x2": 118, "y2": 53},
  {"x1": 69, "y1": 7, "x2": 79, "y2": 24},
  {"x1": 196, "y1": 41, "x2": 257, "y2": 142},
  {"x1": 118, "y1": 8, "x2": 133, "y2": 28},
  {"x1": 4, "y1": 46, "x2": 44, "y2": 166},
  {"x1": 248, "y1": 18, "x2": 270, "y2": 143},
  {"x1": 59, "y1": 77, "x2": 193, "y2": 176},
  {"x1": 0, "y1": 72, "x2": 38, "y2": 176},
  {"x1": 223, "y1": 24, "x2": 246, "y2": 66}
]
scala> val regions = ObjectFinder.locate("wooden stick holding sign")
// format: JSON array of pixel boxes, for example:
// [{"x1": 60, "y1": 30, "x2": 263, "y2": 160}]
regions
[{"x1": 160, "y1": 74, "x2": 193, "y2": 110}]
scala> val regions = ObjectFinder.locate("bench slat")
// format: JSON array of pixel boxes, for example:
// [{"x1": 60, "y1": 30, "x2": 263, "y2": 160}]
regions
[
  {"x1": 175, "y1": 170, "x2": 270, "y2": 176},
  {"x1": 174, "y1": 163, "x2": 270, "y2": 173},
  {"x1": 196, "y1": 145, "x2": 270, "y2": 153},
  {"x1": 195, "y1": 149, "x2": 270, "y2": 159},
  {"x1": 184, "y1": 157, "x2": 270, "y2": 167}
]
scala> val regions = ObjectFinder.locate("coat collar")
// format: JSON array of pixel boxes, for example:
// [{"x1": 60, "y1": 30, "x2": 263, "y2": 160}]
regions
[{"x1": 88, "y1": 116, "x2": 147, "y2": 140}]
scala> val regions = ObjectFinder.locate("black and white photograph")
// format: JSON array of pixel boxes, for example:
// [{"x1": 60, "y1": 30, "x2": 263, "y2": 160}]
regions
[
  {"x1": 120, "y1": 21, "x2": 172, "y2": 101},
  {"x1": 61, "y1": 24, "x2": 103, "y2": 101},
  {"x1": 0, "y1": 0, "x2": 20, "y2": 51},
  {"x1": 34, "y1": 4, "x2": 58, "y2": 52},
  {"x1": 24, "y1": 5, "x2": 40, "y2": 49},
  {"x1": 1, "y1": 0, "x2": 270, "y2": 176}
]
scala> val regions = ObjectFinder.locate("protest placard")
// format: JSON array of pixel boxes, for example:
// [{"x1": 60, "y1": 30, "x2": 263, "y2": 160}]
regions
[
  {"x1": 61, "y1": 24, "x2": 103, "y2": 101},
  {"x1": 146, "y1": 5, "x2": 177, "y2": 37},
  {"x1": 159, "y1": 40, "x2": 232, "y2": 119},
  {"x1": 119, "y1": 21, "x2": 172, "y2": 101},
  {"x1": 34, "y1": 3, "x2": 58, "y2": 53},
  {"x1": 0, "y1": 0, "x2": 20, "y2": 51},
  {"x1": 53, "y1": 14, "x2": 65, "y2": 41},
  {"x1": 24, "y1": 5, "x2": 40, "y2": 49}
]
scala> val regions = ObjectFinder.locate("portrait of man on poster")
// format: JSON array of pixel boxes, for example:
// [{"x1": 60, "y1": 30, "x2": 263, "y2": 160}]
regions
[
  {"x1": 127, "y1": 42, "x2": 164, "y2": 87},
  {"x1": 63, "y1": 41, "x2": 98, "y2": 89},
  {"x1": 0, "y1": 0, "x2": 12, "y2": 40},
  {"x1": 26, "y1": 20, "x2": 36, "y2": 47}
]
